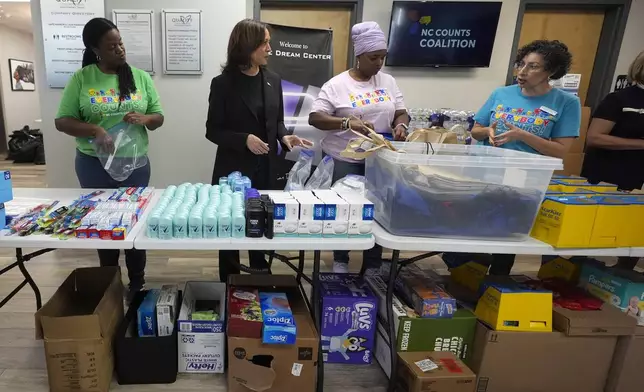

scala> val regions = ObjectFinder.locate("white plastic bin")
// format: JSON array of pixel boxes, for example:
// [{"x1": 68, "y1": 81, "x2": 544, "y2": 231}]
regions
[{"x1": 365, "y1": 142, "x2": 562, "y2": 240}]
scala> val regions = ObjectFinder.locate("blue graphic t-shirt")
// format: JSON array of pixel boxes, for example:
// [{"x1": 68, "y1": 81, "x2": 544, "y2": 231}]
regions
[{"x1": 475, "y1": 85, "x2": 581, "y2": 154}]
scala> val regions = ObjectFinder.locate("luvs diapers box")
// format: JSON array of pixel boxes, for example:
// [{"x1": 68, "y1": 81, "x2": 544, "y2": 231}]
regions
[
  {"x1": 259, "y1": 292, "x2": 297, "y2": 345},
  {"x1": 319, "y1": 273, "x2": 378, "y2": 364},
  {"x1": 579, "y1": 263, "x2": 644, "y2": 325}
]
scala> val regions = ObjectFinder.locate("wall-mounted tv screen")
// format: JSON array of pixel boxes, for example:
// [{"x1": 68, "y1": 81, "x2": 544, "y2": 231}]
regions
[{"x1": 386, "y1": 1, "x2": 502, "y2": 68}]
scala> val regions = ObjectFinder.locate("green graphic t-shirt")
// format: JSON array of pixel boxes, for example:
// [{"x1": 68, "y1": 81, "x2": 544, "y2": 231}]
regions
[{"x1": 56, "y1": 64, "x2": 163, "y2": 157}]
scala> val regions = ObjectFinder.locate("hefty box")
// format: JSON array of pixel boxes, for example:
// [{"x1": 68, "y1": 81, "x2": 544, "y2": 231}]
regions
[
  {"x1": 579, "y1": 263, "x2": 644, "y2": 325},
  {"x1": 228, "y1": 287, "x2": 262, "y2": 338},
  {"x1": 228, "y1": 275, "x2": 319, "y2": 392},
  {"x1": 177, "y1": 281, "x2": 226, "y2": 374},
  {"x1": 470, "y1": 322, "x2": 617, "y2": 392},
  {"x1": 35, "y1": 267, "x2": 124, "y2": 392},
  {"x1": 259, "y1": 292, "x2": 297, "y2": 345},
  {"x1": 319, "y1": 273, "x2": 378, "y2": 364},
  {"x1": 475, "y1": 276, "x2": 552, "y2": 332},
  {"x1": 390, "y1": 264, "x2": 456, "y2": 319}
]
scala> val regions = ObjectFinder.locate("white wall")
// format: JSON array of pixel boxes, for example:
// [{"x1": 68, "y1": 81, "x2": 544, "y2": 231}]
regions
[
  {"x1": 612, "y1": 0, "x2": 644, "y2": 89},
  {"x1": 0, "y1": 25, "x2": 42, "y2": 143},
  {"x1": 363, "y1": 0, "x2": 520, "y2": 111},
  {"x1": 31, "y1": 0, "x2": 246, "y2": 188}
]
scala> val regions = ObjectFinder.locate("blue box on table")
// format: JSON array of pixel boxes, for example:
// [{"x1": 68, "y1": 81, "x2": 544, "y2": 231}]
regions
[{"x1": 0, "y1": 171, "x2": 12, "y2": 203}]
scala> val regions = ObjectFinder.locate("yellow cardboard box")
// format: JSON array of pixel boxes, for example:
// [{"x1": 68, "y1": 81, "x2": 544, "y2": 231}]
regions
[
  {"x1": 450, "y1": 260, "x2": 490, "y2": 293},
  {"x1": 531, "y1": 195, "x2": 599, "y2": 248},
  {"x1": 475, "y1": 277, "x2": 552, "y2": 332},
  {"x1": 591, "y1": 197, "x2": 631, "y2": 248},
  {"x1": 537, "y1": 256, "x2": 582, "y2": 283},
  {"x1": 611, "y1": 195, "x2": 644, "y2": 247},
  {"x1": 553, "y1": 180, "x2": 618, "y2": 193}
]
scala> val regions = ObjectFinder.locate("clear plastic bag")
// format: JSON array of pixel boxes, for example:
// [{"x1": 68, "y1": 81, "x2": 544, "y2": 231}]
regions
[
  {"x1": 305, "y1": 155, "x2": 334, "y2": 190},
  {"x1": 91, "y1": 122, "x2": 147, "y2": 182},
  {"x1": 285, "y1": 150, "x2": 314, "y2": 191},
  {"x1": 331, "y1": 174, "x2": 366, "y2": 196}
]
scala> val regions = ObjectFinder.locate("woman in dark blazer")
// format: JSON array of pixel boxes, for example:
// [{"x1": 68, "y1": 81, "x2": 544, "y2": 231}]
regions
[{"x1": 206, "y1": 19, "x2": 311, "y2": 282}]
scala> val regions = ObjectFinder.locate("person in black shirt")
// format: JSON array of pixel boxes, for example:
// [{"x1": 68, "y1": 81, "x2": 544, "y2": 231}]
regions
[
  {"x1": 206, "y1": 19, "x2": 312, "y2": 282},
  {"x1": 583, "y1": 51, "x2": 644, "y2": 270}
]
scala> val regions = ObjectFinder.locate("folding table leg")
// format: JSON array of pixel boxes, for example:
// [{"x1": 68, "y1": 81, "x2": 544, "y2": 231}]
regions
[
  {"x1": 387, "y1": 250, "x2": 401, "y2": 392},
  {"x1": 312, "y1": 250, "x2": 324, "y2": 392}
]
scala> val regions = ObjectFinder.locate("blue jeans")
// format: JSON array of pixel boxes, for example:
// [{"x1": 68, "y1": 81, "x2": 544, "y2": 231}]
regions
[
  {"x1": 75, "y1": 150, "x2": 151, "y2": 287},
  {"x1": 328, "y1": 155, "x2": 382, "y2": 271}
]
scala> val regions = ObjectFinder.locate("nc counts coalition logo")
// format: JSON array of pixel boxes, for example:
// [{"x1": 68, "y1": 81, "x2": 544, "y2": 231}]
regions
[{"x1": 405, "y1": 8, "x2": 476, "y2": 49}]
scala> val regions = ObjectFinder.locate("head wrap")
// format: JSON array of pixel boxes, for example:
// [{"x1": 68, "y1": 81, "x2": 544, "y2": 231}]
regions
[{"x1": 352, "y1": 22, "x2": 388, "y2": 57}]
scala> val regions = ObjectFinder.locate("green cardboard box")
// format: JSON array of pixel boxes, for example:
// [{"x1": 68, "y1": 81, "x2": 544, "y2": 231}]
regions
[{"x1": 395, "y1": 308, "x2": 477, "y2": 365}]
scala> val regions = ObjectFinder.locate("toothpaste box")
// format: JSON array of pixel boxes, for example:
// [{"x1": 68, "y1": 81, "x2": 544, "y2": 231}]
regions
[
  {"x1": 137, "y1": 289, "x2": 161, "y2": 337},
  {"x1": 178, "y1": 282, "x2": 226, "y2": 373},
  {"x1": 227, "y1": 287, "x2": 262, "y2": 338},
  {"x1": 156, "y1": 285, "x2": 179, "y2": 337},
  {"x1": 272, "y1": 197, "x2": 299, "y2": 237},
  {"x1": 259, "y1": 292, "x2": 297, "y2": 345},
  {"x1": 319, "y1": 273, "x2": 378, "y2": 364},
  {"x1": 314, "y1": 190, "x2": 350, "y2": 237},
  {"x1": 338, "y1": 192, "x2": 375, "y2": 237},
  {"x1": 293, "y1": 194, "x2": 324, "y2": 237}
]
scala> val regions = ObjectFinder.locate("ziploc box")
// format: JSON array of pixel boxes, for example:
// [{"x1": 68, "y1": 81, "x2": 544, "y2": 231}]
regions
[
  {"x1": 272, "y1": 194, "x2": 299, "y2": 237},
  {"x1": 0, "y1": 170, "x2": 13, "y2": 203},
  {"x1": 259, "y1": 292, "x2": 297, "y2": 344},
  {"x1": 531, "y1": 195, "x2": 599, "y2": 248},
  {"x1": 579, "y1": 263, "x2": 644, "y2": 325},
  {"x1": 137, "y1": 289, "x2": 160, "y2": 337},
  {"x1": 393, "y1": 264, "x2": 456, "y2": 319},
  {"x1": 156, "y1": 284, "x2": 179, "y2": 337},
  {"x1": 319, "y1": 273, "x2": 378, "y2": 364},
  {"x1": 177, "y1": 281, "x2": 226, "y2": 373},
  {"x1": 475, "y1": 275, "x2": 552, "y2": 332}
]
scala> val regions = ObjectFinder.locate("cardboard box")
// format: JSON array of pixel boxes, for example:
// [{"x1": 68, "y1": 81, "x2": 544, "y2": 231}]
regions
[
  {"x1": 470, "y1": 322, "x2": 617, "y2": 392},
  {"x1": 579, "y1": 263, "x2": 644, "y2": 325},
  {"x1": 0, "y1": 170, "x2": 13, "y2": 203},
  {"x1": 365, "y1": 275, "x2": 415, "y2": 335},
  {"x1": 35, "y1": 267, "x2": 124, "y2": 392},
  {"x1": 537, "y1": 256, "x2": 602, "y2": 284},
  {"x1": 115, "y1": 290, "x2": 180, "y2": 385},
  {"x1": 553, "y1": 301, "x2": 637, "y2": 336},
  {"x1": 374, "y1": 320, "x2": 394, "y2": 378},
  {"x1": 397, "y1": 351, "x2": 476, "y2": 392},
  {"x1": 319, "y1": 273, "x2": 377, "y2": 364},
  {"x1": 606, "y1": 327, "x2": 644, "y2": 392},
  {"x1": 228, "y1": 287, "x2": 262, "y2": 338},
  {"x1": 227, "y1": 275, "x2": 318, "y2": 392},
  {"x1": 177, "y1": 281, "x2": 226, "y2": 373},
  {"x1": 390, "y1": 264, "x2": 457, "y2": 319},
  {"x1": 156, "y1": 284, "x2": 179, "y2": 337}
]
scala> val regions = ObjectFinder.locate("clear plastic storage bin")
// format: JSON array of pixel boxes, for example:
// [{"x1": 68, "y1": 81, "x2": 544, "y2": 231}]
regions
[{"x1": 365, "y1": 142, "x2": 562, "y2": 240}]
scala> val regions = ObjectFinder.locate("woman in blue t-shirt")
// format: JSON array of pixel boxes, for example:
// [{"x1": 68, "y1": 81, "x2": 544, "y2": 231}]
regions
[{"x1": 443, "y1": 40, "x2": 582, "y2": 275}]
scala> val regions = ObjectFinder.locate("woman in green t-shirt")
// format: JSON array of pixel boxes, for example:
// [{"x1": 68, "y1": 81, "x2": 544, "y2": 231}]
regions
[{"x1": 55, "y1": 18, "x2": 164, "y2": 296}]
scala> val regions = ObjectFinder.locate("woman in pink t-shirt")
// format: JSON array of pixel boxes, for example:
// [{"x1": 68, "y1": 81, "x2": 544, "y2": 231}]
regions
[{"x1": 309, "y1": 21, "x2": 409, "y2": 274}]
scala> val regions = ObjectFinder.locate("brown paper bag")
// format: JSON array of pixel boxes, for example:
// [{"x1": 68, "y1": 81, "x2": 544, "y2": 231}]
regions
[
  {"x1": 406, "y1": 127, "x2": 458, "y2": 144},
  {"x1": 340, "y1": 120, "x2": 399, "y2": 160}
]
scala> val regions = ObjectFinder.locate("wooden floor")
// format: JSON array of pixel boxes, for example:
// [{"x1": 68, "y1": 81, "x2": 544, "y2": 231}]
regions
[{"x1": 0, "y1": 161, "x2": 620, "y2": 391}]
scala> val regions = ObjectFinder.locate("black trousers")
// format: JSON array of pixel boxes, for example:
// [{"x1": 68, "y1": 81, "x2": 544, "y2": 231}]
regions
[
  {"x1": 442, "y1": 252, "x2": 516, "y2": 276},
  {"x1": 75, "y1": 151, "x2": 149, "y2": 287}
]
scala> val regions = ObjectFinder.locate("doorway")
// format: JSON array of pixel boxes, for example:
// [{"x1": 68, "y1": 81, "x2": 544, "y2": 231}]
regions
[
  {"x1": 507, "y1": 0, "x2": 631, "y2": 109},
  {"x1": 254, "y1": 0, "x2": 363, "y2": 74}
]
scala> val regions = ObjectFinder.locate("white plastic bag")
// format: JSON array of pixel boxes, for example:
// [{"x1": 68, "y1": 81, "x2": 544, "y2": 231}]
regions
[
  {"x1": 91, "y1": 122, "x2": 147, "y2": 182},
  {"x1": 331, "y1": 175, "x2": 366, "y2": 196},
  {"x1": 305, "y1": 155, "x2": 334, "y2": 190},
  {"x1": 285, "y1": 150, "x2": 314, "y2": 191}
]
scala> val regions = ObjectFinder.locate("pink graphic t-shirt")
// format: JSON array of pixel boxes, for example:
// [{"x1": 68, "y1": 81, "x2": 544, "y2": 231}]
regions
[{"x1": 311, "y1": 70, "x2": 406, "y2": 162}]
